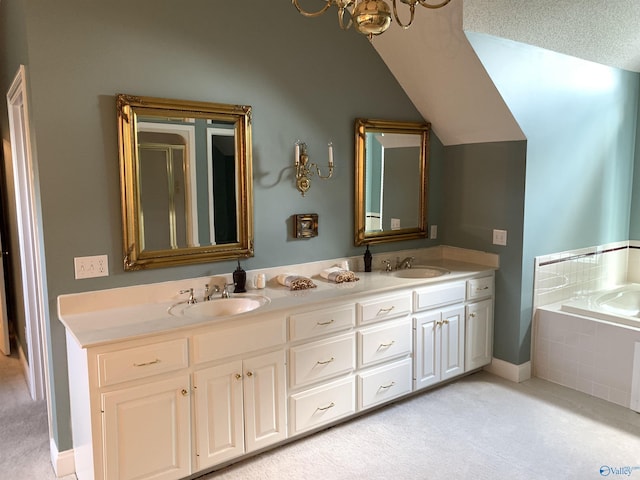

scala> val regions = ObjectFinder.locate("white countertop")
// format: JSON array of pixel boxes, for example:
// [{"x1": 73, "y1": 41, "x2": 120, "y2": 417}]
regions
[{"x1": 59, "y1": 253, "x2": 496, "y2": 349}]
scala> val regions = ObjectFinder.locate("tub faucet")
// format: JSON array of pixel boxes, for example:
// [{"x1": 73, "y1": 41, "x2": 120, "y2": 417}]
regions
[{"x1": 396, "y1": 256, "x2": 415, "y2": 270}]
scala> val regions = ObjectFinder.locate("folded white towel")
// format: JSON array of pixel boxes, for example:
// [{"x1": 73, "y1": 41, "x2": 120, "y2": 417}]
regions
[
  {"x1": 321, "y1": 266, "x2": 360, "y2": 283},
  {"x1": 276, "y1": 274, "x2": 317, "y2": 290}
]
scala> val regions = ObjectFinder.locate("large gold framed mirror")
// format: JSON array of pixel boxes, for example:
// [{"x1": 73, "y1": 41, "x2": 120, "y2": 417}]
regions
[
  {"x1": 354, "y1": 118, "x2": 430, "y2": 246},
  {"x1": 117, "y1": 94, "x2": 253, "y2": 270}
]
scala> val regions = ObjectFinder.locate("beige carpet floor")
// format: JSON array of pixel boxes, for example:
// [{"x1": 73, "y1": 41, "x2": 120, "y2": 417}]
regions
[{"x1": 2, "y1": 345, "x2": 639, "y2": 480}]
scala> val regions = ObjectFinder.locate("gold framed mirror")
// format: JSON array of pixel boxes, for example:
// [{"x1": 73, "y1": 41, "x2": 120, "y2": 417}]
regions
[
  {"x1": 117, "y1": 94, "x2": 253, "y2": 270},
  {"x1": 354, "y1": 118, "x2": 430, "y2": 246}
]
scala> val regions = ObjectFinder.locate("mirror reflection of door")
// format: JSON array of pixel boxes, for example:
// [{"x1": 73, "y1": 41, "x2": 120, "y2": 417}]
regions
[
  {"x1": 138, "y1": 137, "x2": 188, "y2": 250},
  {"x1": 207, "y1": 124, "x2": 237, "y2": 245}
]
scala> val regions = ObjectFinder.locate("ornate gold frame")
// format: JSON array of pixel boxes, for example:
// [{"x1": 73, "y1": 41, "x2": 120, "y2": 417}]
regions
[
  {"x1": 354, "y1": 118, "x2": 430, "y2": 246},
  {"x1": 117, "y1": 94, "x2": 254, "y2": 270}
]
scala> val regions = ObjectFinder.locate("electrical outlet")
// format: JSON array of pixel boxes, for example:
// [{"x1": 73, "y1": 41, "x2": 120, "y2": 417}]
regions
[
  {"x1": 493, "y1": 229, "x2": 507, "y2": 246},
  {"x1": 74, "y1": 255, "x2": 109, "y2": 279},
  {"x1": 391, "y1": 218, "x2": 401, "y2": 230},
  {"x1": 430, "y1": 225, "x2": 437, "y2": 239}
]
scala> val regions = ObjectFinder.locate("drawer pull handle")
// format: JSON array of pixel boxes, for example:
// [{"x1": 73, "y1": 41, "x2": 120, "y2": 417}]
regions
[
  {"x1": 378, "y1": 340, "x2": 395, "y2": 350},
  {"x1": 316, "y1": 357, "x2": 335, "y2": 366},
  {"x1": 476, "y1": 286, "x2": 490, "y2": 291},
  {"x1": 316, "y1": 319, "x2": 335, "y2": 326},
  {"x1": 181, "y1": 389, "x2": 189, "y2": 396},
  {"x1": 377, "y1": 306, "x2": 395, "y2": 315},
  {"x1": 133, "y1": 358, "x2": 160, "y2": 367},
  {"x1": 378, "y1": 381, "x2": 396, "y2": 391},
  {"x1": 316, "y1": 402, "x2": 335, "y2": 412}
]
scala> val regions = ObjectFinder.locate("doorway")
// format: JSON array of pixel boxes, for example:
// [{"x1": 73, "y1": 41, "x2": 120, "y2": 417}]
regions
[{"x1": 6, "y1": 65, "x2": 49, "y2": 408}]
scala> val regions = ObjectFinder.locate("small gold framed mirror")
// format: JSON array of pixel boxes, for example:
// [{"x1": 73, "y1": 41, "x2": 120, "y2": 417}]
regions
[
  {"x1": 354, "y1": 118, "x2": 430, "y2": 246},
  {"x1": 117, "y1": 94, "x2": 254, "y2": 270}
]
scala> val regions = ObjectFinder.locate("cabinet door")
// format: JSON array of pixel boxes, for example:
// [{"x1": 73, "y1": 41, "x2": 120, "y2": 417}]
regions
[
  {"x1": 243, "y1": 350, "x2": 287, "y2": 453},
  {"x1": 193, "y1": 361, "x2": 245, "y2": 470},
  {"x1": 413, "y1": 311, "x2": 440, "y2": 390},
  {"x1": 441, "y1": 305, "x2": 465, "y2": 381},
  {"x1": 465, "y1": 299, "x2": 494, "y2": 371},
  {"x1": 102, "y1": 376, "x2": 191, "y2": 480}
]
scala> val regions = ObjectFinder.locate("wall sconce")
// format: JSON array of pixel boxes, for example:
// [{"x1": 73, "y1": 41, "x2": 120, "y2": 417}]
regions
[{"x1": 294, "y1": 141, "x2": 334, "y2": 196}]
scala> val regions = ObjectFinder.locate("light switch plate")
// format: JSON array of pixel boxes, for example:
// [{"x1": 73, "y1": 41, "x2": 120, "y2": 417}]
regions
[
  {"x1": 430, "y1": 225, "x2": 437, "y2": 239},
  {"x1": 493, "y1": 229, "x2": 507, "y2": 246},
  {"x1": 391, "y1": 218, "x2": 401, "y2": 230},
  {"x1": 74, "y1": 255, "x2": 109, "y2": 279}
]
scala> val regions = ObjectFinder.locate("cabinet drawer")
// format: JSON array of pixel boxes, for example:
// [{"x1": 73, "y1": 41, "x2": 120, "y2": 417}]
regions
[
  {"x1": 289, "y1": 377, "x2": 356, "y2": 435},
  {"x1": 358, "y1": 358, "x2": 413, "y2": 409},
  {"x1": 98, "y1": 338, "x2": 188, "y2": 387},
  {"x1": 414, "y1": 282, "x2": 465, "y2": 312},
  {"x1": 358, "y1": 318, "x2": 412, "y2": 368},
  {"x1": 192, "y1": 315, "x2": 286, "y2": 365},
  {"x1": 357, "y1": 293, "x2": 412, "y2": 325},
  {"x1": 467, "y1": 276, "x2": 494, "y2": 300},
  {"x1": 289, "y1": 304, "x2": 355, "y2": 341},
  {"x1": 290, "y1": 333, "x2": 355, "y2": 388}
]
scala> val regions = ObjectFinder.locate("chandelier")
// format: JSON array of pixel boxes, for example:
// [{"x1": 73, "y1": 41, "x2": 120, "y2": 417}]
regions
[{"x1": 292, "y1": 0, "x2": 452, "y2": 39}]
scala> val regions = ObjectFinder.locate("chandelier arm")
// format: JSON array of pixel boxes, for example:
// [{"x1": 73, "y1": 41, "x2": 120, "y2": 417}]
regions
[
  {"x1": 292, "y1": 0, "x2": 333, "y2": 18},
  {"x1": 392, "y1": 0, "x2": 416, "y2": 29},
  {"x1": 416, "y1": 0, "x2": 452, "y2": 9},
  {"x1": 337, "y1": 6, "x2": 354, "y2": 30}
]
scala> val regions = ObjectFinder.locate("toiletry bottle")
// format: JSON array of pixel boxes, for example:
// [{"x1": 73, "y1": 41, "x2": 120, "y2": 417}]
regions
[
  {"x1": 364, "y1": 245, "x2": 372, "y2": 272},
  {"x1": 233, "y1": 260, "x2": 247, "y2": 293}
]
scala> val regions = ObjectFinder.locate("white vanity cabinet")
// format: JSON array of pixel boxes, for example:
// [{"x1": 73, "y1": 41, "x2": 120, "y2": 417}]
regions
[
  {"x1": 193, "y1": 349, "x2": 287, "y2": 470},
  {"x1": 465, "y1": 276, "x2": 495, "y2": 371},
  {"x1": 413, "y1": 305, "x2": 465, "y2": 390},
  {"x1": 66, "y1": 334, "x2": 193, "y2": 480},
  {"x1": 62, "y1": 262, "x2": 495, "y2": 480},
  {"x1": 101, "y1": 375, "x2": 192, "y2": 480}
]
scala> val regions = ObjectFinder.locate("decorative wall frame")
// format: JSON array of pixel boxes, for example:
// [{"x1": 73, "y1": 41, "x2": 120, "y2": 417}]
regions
[{"x1": 293, "y1": 213, "x2": 319, "y2": 238}]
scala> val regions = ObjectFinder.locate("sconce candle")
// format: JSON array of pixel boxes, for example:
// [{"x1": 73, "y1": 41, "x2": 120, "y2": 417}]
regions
[
  {"x1": 294, "y1": 140, "x2": 335, "y2": 196},
  {"x1": 328, "y1": 142, "x2": 334, "y2": 167}
]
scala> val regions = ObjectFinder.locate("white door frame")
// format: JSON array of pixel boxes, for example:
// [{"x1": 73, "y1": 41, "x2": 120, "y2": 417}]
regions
[{"x1": 6, "y1": 65, "x2": 50, "y2": 408}]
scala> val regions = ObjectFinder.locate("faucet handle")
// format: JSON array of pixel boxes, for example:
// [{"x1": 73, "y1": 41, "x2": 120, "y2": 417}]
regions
[
  {"x1": 381, "y1": 259, "x2": 392, "y2": 272},
  {"x1": 179, "y1": 288, "x2": 197, "y2": 304}
]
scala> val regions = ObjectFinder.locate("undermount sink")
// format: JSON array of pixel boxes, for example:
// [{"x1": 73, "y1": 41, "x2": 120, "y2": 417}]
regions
[
  {"x1": 393, "y1": 266, "x2": 450, "y2": 279},
  {"x1": 169, "y1": 294, "x2": 270, "y2": 319}
]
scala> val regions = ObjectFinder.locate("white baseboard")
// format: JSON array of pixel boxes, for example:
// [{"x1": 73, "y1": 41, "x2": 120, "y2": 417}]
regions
[
  {"x1": 50, "y1": 438, "x2": 75, "y2": 478},
  {"x1": 484, "y1": 357, "x2": 531, "y2": 383}
]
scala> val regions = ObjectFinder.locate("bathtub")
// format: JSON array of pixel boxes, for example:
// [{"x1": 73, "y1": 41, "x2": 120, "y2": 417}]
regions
[
  {"x1": 561, "y1": 284, "x2": 640, "y2": 328},
  {"x1": 534, "y1": 284, "x2": 640, "y2": 412}
]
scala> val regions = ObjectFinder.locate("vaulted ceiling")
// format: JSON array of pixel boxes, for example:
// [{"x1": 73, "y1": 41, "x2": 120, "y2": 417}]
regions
[{"x1": 370, "y1": 0, "x2": 640, "y2": 146}]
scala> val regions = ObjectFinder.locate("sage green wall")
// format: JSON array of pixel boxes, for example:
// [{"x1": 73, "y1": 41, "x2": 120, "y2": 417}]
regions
[
  {"x1": 630, "y1": 79, "x2": 640, "y2": 239},
  {"x1": 1, "y1": 0, "x2": 442, "y2": 450},
  {"x1": 441, "y1": 141, "x2": 526, "y2": 364},
  {"x1": 467, "y1": 32, "x2": 639, "y2": 365}
]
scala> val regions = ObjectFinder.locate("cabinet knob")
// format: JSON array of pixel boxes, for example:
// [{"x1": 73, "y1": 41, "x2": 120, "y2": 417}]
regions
[
  {"x1": 442, "y1": 319, "x2": 449, "y2": 324},
  {"x1": 246, "y1": 371, "x2": 253, "y2": 377},
  {"x1": 235, "y1": 373, "x2": 242, "y2": 380},
  {"x1": 469, "y1": 312, "x2": 476, "y2": 318},
  {"x1": 181, "y1": 389, "x2": 189, "y2": 397}
]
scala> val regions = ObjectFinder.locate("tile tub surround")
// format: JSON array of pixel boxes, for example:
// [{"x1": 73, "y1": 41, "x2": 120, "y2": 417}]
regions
[
  {"x1": 532, "y1": 241, "x2": 640, "y2": 410},
  {"x1": 533, "y1": 241, "x2": 630, "y2": 309},
  {"x1": 58, "y1": 246, "x2": 499, "y2": 347},
  {"x1": 534, "y1": 305, "x2": 640, "y2": 410}
]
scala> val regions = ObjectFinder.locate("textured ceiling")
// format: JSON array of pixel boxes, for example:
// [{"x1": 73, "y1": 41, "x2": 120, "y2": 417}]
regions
[{"x1": 463, "y1": 0, "x2": 640, "y2": 73}]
